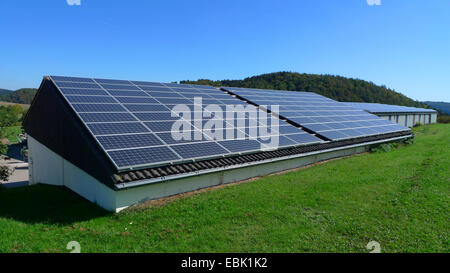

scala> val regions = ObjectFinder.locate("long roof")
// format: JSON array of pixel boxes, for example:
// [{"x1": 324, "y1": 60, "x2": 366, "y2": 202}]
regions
[
  {"x1": 344, "y1": 102, "x2": 437, "y2": 114},
  {"x1": 23, "y1": 76, "x2": 413, "y2": 190}
]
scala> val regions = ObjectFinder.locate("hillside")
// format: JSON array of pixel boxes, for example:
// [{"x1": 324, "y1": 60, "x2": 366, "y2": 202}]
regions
[
  {"x1": 0, "y1": 89, "x2": 12, "y2": 96},
  {"x1": 0, "y1": 88, "x2": 37, "y2": 104},
  {"x1": 424, "y1": 101, "x2": 450, "y2": 115},
  {"x1": 181, "y1": 72, "x2": 429, "y2": 108}
]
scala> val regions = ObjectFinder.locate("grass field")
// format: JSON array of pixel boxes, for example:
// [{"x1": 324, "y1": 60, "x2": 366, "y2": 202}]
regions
[
  {"x1": 0, "y1": 124, "x2": 448, "y2": 253},
  {"x1": 0, "y1": 101, "x2": 30, "y2": 109},
  {"x1": 0, "y1": 126, "x2": 22, "y2": 143}
]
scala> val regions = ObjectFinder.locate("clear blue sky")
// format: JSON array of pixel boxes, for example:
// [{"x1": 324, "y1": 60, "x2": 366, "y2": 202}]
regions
[{"x1": 0, "y1": 0, "x2": 449, "y2": 101}]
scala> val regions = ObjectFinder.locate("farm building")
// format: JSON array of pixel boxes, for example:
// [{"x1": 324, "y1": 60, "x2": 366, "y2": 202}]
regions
[
  {"x1": 344, "y1": 102, "x2": 437, "y2": 127},
  {"x1": 24, "y1": 76, "x2": 413, "y2": 212}
]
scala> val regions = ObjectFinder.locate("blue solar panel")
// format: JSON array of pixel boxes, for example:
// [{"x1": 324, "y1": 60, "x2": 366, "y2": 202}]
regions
[
  {"x1": 156, "y1": 131, "x2": 207, "y2": 145},
  {"x1": 144, "y1": 121, "x2": 177, "y2": 132},
  {"x1": 284, "y1": 133, "x2": 322, "y2": 144},
  {"x1": 115, "y1": 97, "x2": 159, "y2": 104},
  {"x1": 72, "y1": 104, "x2": 127, "y2": 112},
  {"x1": 54, "y1": 82, "x2": 99, "y2": 89},
  {"x1": 139, "y1": 86, "x2": 173, "y2": 92},
  {"x1": 80, "y1": 113, "x2": 137, "y2": 123},
  {"x1": 218, "y1": 139, "x2": 262, "y2": 153},
  {"x1": 131, "y1": 81, "x2": 165, "y2": 87},
  {"x1": 146, "y1": 91, "x2": 183, "y2": 98},
  {"x1": 59, "y1": 88, "x2": 108, "y2": 96},
  {"x1": 344, "y1": 102, "x2": 436, "y2": 114},
  {"x1": 124, "y1": 104, "x2": 169, "y2": 112},
  {"x1": 50, "y1": 76, "x2": 325, "y2": 170},
  {"x1": 97, "y1": 133, "x2": 163, "y2": 150},
  {"x1": 87, "y1": 122, "x2": 149, "y2": 135},
  {"x1": 108, "y1": 146, "x2": 180, "y2": 167},
  {"x1": 99, "y1": 83, "x2": 140, "y2": 91},
  {"x1": 222, "y1": 87, "x2": 411, "y2": 141},
  {"x1": 66, "y1": 96, "x2": 117, "y2": 103},
  {"x1": 108, "y1": 90, "x2": 146, "y2": 97},
  {"x1": 51, "y1": 76, "x2": 95, "y2": 83},
  {"x1": 172, "y1": 142, "x2": 228, "y2": 159},
  {"x1": 94, "y1": 78, "x2": 131, "y2": 85},
  {"x1": 134, "y1": 112, "x2": 181, "y2": 121}
]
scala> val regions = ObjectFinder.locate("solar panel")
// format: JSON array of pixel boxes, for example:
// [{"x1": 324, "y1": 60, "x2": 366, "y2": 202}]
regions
[
  {"x1": 343, "y1": 102, "x2": 436, "y2": 113},
  {"x1": 221, "y1": 87, "x2": 410, "y2": 141},
  {"x1": 50, "y1": 76, "x2": 323, "y2": 170}
]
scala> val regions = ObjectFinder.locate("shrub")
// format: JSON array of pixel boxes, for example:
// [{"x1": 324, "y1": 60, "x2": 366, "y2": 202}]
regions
[
  {"x1": 0, "y1": 165, "x2": 13, "y2": 182},
  {"x1": 437, "y1": 115, "x2": 450, "y2": 124},
  {"x1": 369, "y1": 139, "x2": 412, "y2": 153}
]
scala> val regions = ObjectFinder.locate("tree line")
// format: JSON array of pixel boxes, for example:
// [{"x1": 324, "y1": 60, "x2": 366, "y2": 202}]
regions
[
  {"x1": 181, "y1": 72, "x2": 429, "y2": 109},
  {"x1": 0, "y1": 88, "x2": 37, "y2": 105}
]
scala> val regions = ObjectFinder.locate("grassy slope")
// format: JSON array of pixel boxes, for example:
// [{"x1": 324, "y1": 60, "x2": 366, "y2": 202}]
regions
[{"x1": 0, "y1": 124, "x2": 448, "y2": 253}]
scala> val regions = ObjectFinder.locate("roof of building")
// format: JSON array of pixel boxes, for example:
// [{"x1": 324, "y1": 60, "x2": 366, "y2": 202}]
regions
[
  {"x1": 344, "y1": 102, "x2": 437, "y2": 114},
  {"x1": 23, "y1": 76, "x2": 413, "y2": 190}
]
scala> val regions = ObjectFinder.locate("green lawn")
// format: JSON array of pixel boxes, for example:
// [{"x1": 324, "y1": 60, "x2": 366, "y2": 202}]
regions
[{"x1": 0, "y1": 124, "x2": 448, "y2": 253}]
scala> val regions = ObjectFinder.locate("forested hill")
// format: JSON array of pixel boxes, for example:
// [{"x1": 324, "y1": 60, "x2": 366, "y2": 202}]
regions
[
  {"x1": 0, "y1": 89, "x2": 12, "y2": 95},
  {"x1": 0, "y1": 88, "x2": 37, "y2": 104},
  {"x1": 181, "y1": 72, "x2": 428, "y2": 108},
  {"x1": 424, "y1": 101, "x2": 450, "y2": 115}
]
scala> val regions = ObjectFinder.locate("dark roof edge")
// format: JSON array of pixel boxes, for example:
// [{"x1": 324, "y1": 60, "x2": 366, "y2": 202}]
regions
[{"x1": 113, "y1": 130, "x2": 413, "y2": 190}]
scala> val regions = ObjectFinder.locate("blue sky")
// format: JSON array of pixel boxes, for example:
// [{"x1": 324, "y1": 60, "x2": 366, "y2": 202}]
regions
[{"x1": 0, "y1": 0, "x2": 449, "y2": 101}]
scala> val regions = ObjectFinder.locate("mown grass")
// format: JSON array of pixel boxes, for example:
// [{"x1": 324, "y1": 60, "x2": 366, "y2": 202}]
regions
[{"x1": 0, "y1": 124, "x2": 448, "y2": 253}]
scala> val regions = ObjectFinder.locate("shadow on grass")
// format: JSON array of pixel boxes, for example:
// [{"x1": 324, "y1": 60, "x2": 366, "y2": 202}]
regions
[{"x1": 0, "y1": 184, "x2": 111, "y2": 225}]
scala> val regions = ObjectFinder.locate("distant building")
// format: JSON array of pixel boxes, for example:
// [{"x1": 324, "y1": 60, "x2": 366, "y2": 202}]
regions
[{"x1": 344, "y1": 102, "x2": 437, "y2": 127}]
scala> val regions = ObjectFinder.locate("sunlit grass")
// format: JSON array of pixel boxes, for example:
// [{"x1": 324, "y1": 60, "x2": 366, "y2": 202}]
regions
[{"x1": 0, "y1": 124, "x2": 448, "y2": 253}]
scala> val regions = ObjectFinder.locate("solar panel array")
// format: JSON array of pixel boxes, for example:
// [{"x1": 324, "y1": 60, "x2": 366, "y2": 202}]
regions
[
  {"x1": 50, "y1": 76, "x2": 322, "y2": 170},
  {"x1": 221, "y1": 87, "x2": 410, "y2": 141},
  {"x1": 343, "y1": 102, "x2": 437, "y2": 113}
]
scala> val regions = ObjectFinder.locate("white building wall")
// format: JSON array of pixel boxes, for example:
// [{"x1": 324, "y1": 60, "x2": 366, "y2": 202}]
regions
[
  {"x1": 406, "y1": 114, "x2": 414, "y2": 127},
  {"x1": 28, "y1": 136, "x2": 117, "y2": 211},
  {"x1": 116, "y1": 145, "x2": 368, "y2": 212},
  {"x1": 63, "y1": 159, "x2": 116, "y2": 211},
  {"x1": 397, "y1": 115, "x2": 406, "y2": 127},
  {"x1": 29, "y1": 135, "x2": 412, "y2": 212},
  {"x1": 431, "y1": 113, "x2": 437, "y2": 123},
  {"x1": 28, "y1": 136, "x2": 63, "y2": 186},
  {"x1": 375, "y1": 113, "x2": 437, "y2": 127}
]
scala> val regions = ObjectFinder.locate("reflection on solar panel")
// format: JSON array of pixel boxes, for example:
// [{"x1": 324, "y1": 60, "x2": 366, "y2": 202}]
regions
[
  {"x1": 221, "y1": 87, "x2": 410, "y2": 141},
  {"x1": 50, "y1": 76, "x2": 322, "y2": 170}
]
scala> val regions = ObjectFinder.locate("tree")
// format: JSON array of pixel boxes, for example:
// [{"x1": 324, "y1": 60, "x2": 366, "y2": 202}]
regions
[
  {"x1": 181, "y1": 72, "x2": 431, "y2": 109},
  {"x1": 0, "y1": 165, "x2": 12, "y2": 183},
  {"x1": 0, "y1": 127, "x2": 11, "y2": 183}
]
